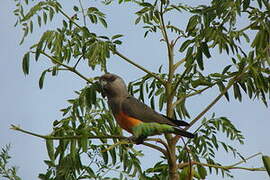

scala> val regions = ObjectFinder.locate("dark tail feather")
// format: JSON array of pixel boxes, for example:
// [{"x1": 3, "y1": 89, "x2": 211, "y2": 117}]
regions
[
  {"x1": 173, "y1": 127, "x2": 195, "y2": 138},
  {"x1": 162, "y1": 115, "x2": 190, "y2": 127}
]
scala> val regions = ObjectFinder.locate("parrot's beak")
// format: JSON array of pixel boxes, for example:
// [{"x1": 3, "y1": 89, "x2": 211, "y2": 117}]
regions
[
  {"x1": 99, "y1": 79, "x2": 107, "y2": 98},
  {"x1": 100, "y1": 79, "x2": 107, "y2": 87}
]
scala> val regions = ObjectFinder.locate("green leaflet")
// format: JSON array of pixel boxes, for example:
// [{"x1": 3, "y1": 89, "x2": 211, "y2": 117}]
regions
[{"x1": 262, "y1": 155, "x2": 270, "y2": 177}]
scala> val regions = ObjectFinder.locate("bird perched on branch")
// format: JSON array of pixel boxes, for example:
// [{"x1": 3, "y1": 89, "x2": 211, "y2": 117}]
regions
[{"x1": 99, "y1": 73, "x2": 194, "y2": 143}]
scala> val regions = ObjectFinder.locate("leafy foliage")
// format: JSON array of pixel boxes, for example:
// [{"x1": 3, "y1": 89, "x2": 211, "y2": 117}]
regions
[
  {"x1": 13, "y1": 0, "x2": 269, "y2": 179},
  {"x1": 38, "y1": 84, "x2": 143, "y2": 180},
  {"x1": 0, "y1": 144, "x2": 21, "y2": 180},
  {"x1": 186, "y1": 116, "x2": 244, "y2": 178}
]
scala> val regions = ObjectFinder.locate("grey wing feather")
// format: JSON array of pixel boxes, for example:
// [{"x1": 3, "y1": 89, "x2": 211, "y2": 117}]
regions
[{"x1": 122, "y1": 96, "x2": 176, "y2": 126}]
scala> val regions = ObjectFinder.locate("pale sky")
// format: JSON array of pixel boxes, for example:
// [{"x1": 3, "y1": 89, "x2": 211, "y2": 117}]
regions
[{"x1": 0, "y1": 1, "x2": 269, "y2": 180}]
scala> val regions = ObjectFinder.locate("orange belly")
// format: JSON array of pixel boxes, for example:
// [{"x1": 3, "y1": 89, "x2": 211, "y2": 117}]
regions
[{"x1": 115, "y1": 112, "x2": 142, "y2": 133}]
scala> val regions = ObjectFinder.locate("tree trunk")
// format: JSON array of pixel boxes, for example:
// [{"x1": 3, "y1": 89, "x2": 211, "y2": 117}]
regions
[{"x1": 168, "y1": 142, "x2": 179, "y2": 180}]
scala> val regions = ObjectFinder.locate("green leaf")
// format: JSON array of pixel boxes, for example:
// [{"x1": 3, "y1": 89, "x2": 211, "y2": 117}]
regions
[
  {"x1": 262, "y1": 155, "x2": 270, "y2": 177},
  {"x1": 38, "y1": 15, "x2": 42, "y2": 27},
  {"x1": 135, "y1": 16, "x2": 141, "y2": 24},
  {"x1": 81, "y1": 137, "x2": 88, "y2": 153},
  {"x1": 51, "y1": 66, "x2": 58, "y2": 76},
  {"x1": 113, "y1": 40, "x2": 122, "y2": 45},
  {"x1": 233, "y1": 83, "x2": 242, "y2": 101},
  {"x1": 150, "y1": 97, "x2": 155, "y2": 110},
  {"x1": 184, "y1": 46, "x2": 194, "y2": 68},
  {"x1": 101, "y1": 148, "x2": 109, "y2": 165},
  {"x1": 222, "y1": 65, "x2": 232, "y2": 74},
  {"x1": 35, "y1": 41, "x2": 43, "y2": 61},
  {"x1": 43, "y1": 11, "x2": 47, "y2": 24},
  {"x1": 109, "y1": 148, "x2": 117, "y2": 165},
  {"x1": 46, "y1": 139, "x2": 55, "y2": 161},
  {"x1": 112, "y1": 34, "x2": 123, "y2": 40},
  {"x1": 179, "y1": 39, "x2": 193, "y2": 52},
  {"x1": 196, "y1": 48, "x2": 204, "y2": 70},
  {"x1": 197, "y1": 165, "x2": 207, "y2": 178},
  {"x1": 39, "y1": 70, "x2": 47, "y2": 89},
  {"x1": 201, "y1": 42, "x2": 211, "y2": 58},
  {"x1": 242, "y1": 0, "x2": 250, "y2": 10},
  {"x1": 99, "y1": 17, "x2": 107, "y2": 28},
  {"x1": 22, "y1": 52, "x2": 30, "y2": 75},
  {"x1": 29, "y1": 20, "x2": 33, "y2": 33},
  {"x1": 191, "y1": 79, "x2": 212, "y2": 88},
  {"x1": 159, "y1": 93, "x2": 164, "y2": 111},
  {"x1": 73, "y1": 6, "x2": 79, "y2": 11},
  {"x1": 186, "y1": 15, "x2": 199, "y2": 32},
  {"x1": 217, "y1": 82, "x2": 230, "y2": 101},
  {"x1": 70, "y1": 139, "x2": 76, "y2": 159},
  {"x1": 49, "y1": 8, "x2": 54, "y2": 21},
  {"x1": 85, "y1": 167, "x2": 96, "y2": 177}
]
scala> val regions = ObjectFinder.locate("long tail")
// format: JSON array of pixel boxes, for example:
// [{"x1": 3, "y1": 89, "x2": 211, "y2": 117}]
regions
[
  {"x1": 162, "y1": 115, "x2": 191, "y2": 127},
  {"x1": 173, "y1": 127, "x2": 195, "y2": 138}
]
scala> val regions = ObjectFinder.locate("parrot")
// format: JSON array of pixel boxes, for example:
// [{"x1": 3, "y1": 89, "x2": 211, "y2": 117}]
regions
[{"x1": 99, "y1": 73, "x2": 194, "y2": 143}]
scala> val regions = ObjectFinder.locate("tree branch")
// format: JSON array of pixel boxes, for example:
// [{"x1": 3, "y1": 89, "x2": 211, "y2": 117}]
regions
[
  {"x1": 170, "y1": 66, "x2": 191, "y2": 100},
  {"x1": 113, "y1": 50, "x2": 166, "y2": 85},
  {"x1": 39, "y1": 51, "x2": 94, "y2": 84},
  {"x1": 78, "y1": 0, "x2": 87, "y2": 26},
  {"x1": 159, "y1": 5, "x2": 173, "y2": 85},
  {"x1": 10, "y1": 124, "x2": 127, "y2": 140},
  {"x1": 73, "y1": 55, "x2": 83, "y2": 69},
  {"x1": 172, "y1": 86, "x2": 212, "y2": 108},
  {"x1": 57, "y1": 5, "x2": 166, "y2": 87},
  {"x1": 143, "y1": 142, "x2": 168, "y2": 157},
  {"x1": 230, "y1": 152, "x2": 262, "y2": 167},
  {"x1": 173, "y1": 57, "x2": 186, "y2": 72},
  {"x1": 146, "y1": 138, "x2": 170, "y2": 154},
  {"x1": 186, "y1": 67, "x2": 249, "y2": 129},
  {"x1": 58, "y1": 8, "x2": 82, "y2": 29},
  {"x1": 11, "y1": 124, "x2": 170, "y2": 156},
  {"x1": 178, "y1": 152, "x2": 265, "y2": 172},
  {"x1": 178, "y1": 161, "x2": 265, "y2": 171}
]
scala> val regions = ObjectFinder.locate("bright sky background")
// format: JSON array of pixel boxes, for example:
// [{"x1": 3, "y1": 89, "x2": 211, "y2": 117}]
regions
[{"x1": 1, "y1": 1, "x2": 269, "y2": 180}]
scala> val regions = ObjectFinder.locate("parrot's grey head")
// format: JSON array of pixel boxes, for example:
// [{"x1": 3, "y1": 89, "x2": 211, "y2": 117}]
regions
[{"x1": 99, "y1": 73, "x2": 129, "y2": 98}]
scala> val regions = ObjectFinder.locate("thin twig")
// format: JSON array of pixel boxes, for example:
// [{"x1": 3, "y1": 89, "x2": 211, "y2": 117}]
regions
[
  {"x1": 11, "y1": 124, "x2": 168, "y2": 156},
  {"x1": 78, "y1": 0, "x2": 87, "y2": 26},
  {"x1": 73, "y1": 55, "x2": 83, "y2": 69},
  {"x1": 181, "y1": 138, "x2": 193, "y2": 180},
  {"x1": 10, "y1": 124, "x2": 127, "y2": 140},
  {"x1": 178, "y1": 161, "x2": 265, "y2": 171},
  {"x1": 230, "y1": 152, "x2": 263, "y2": 167},
  {"x1": 172, "y1": 86, "x2": 212, "y2": 108},
  {"x1": 178, "y1": 152, "x2": 265, "y2": 172},
  {"x1": 143, "y1": 142, "x2": 168, "y2": 157},
  {"x1": 40, "y1": 51, "x2": 94, "y2": 84},
  {"x1": 172, "y1": 36, "x2": 181, "y2": 48},
  {"x1": 170, "y1": 66, "x2": 191, "y2": 99},
  {"x1": 159, "y1": 2, "x2": 173, "y2": 86},
  {"x1": 58, "y1": 8, "x2": 82, "y2": 29},
  {"x1": 58, "y1": 5, "x2": 165, "y2": 87},
  {"x1": 173, "y1": 57, "x2": 186, "y2": 72},
  {"x1": 101, "y1": 140, "x2": 130, "y2": 152},
  {"x1": 113, "y1": 50, "x2": 166, "y2": 85},
  {"x1": 186, "y1": 67, "x2": 249, "y2": 129},
  {"x1": 146, "y1": 138, "x2": 170, "y2": 154}
]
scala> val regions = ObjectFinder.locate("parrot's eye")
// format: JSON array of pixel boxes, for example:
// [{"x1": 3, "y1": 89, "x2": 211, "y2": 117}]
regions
[
  {"x1": 100, "y1": 74, "x2": 117, "y2": 83},
  {"x1": 103, "y1": 75, "x2": 116, "y2": 82},
  {"x1": 108, "y1": 75, "x2": 116, "y2": 82}
]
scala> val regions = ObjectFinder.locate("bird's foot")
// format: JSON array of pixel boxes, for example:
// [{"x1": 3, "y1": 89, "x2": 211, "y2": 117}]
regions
[{"x1": 128, "y1": 136, "x2": 147, "y2": 145}]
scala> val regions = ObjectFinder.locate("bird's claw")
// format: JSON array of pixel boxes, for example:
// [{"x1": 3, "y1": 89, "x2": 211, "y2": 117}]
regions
[{"x1": 128, "y1": 136, "x2": 146, "y2": 145}]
